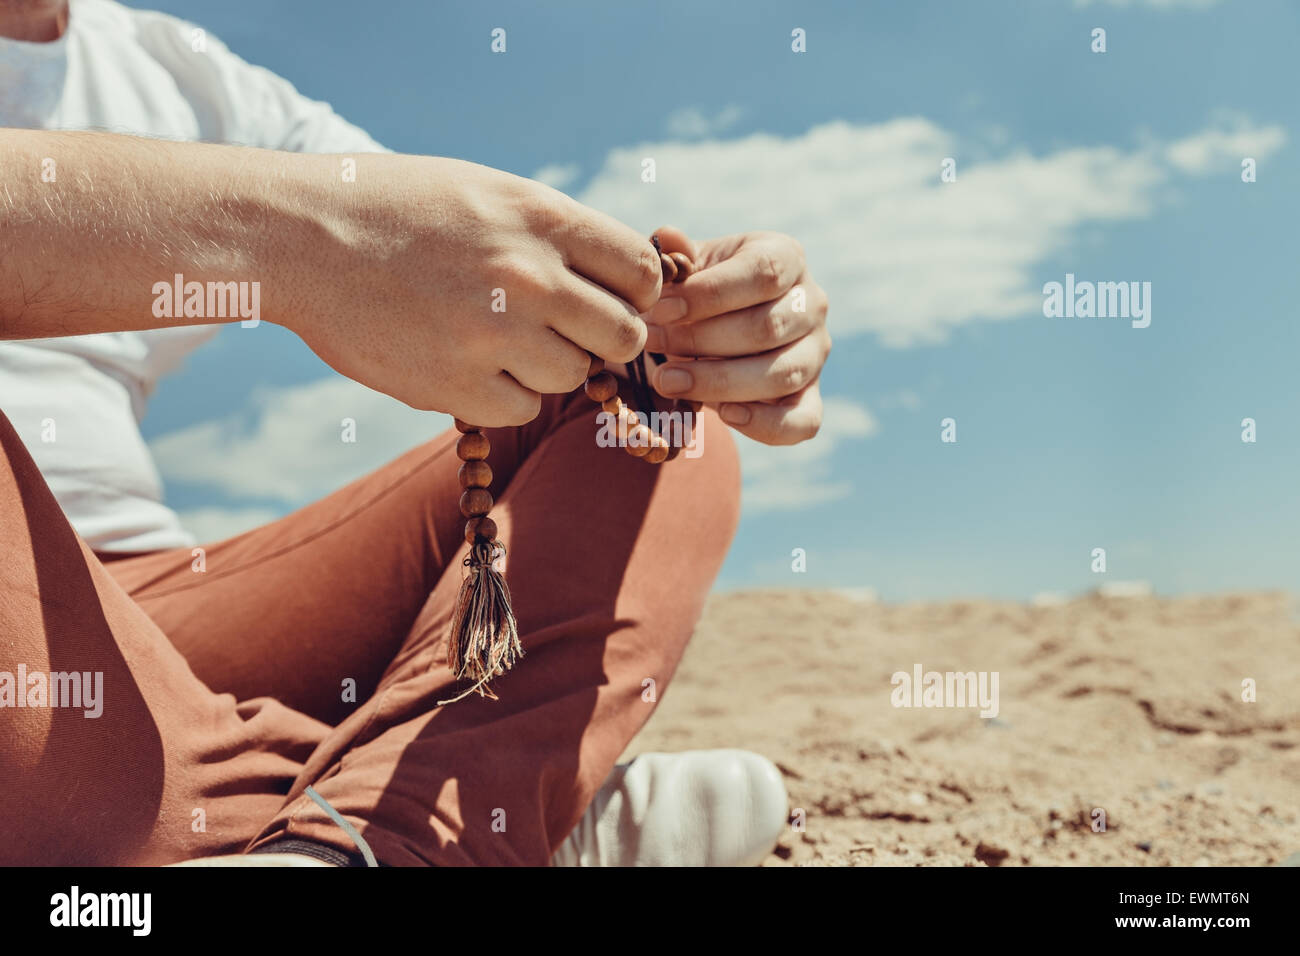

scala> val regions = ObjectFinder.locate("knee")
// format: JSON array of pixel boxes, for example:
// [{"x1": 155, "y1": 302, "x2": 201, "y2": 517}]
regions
[{"x1": 675, "y1": 407, "x2": 742, "y2": 545}]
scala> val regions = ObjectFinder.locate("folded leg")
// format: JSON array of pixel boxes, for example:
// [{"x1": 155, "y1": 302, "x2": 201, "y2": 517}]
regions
[{"x1": 248, "y1": 395, "x2": 741, "y2": 865}]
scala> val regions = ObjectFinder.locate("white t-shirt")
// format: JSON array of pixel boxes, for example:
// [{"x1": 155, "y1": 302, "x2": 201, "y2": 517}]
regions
[{"x1": 0, "y1": 0, "x2": 387, "y2": 551}]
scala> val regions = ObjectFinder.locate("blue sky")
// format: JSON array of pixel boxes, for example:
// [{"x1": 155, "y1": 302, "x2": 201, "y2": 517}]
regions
[{"x1": 136, "y1": 0, "x2": 1299, "y2": 600}]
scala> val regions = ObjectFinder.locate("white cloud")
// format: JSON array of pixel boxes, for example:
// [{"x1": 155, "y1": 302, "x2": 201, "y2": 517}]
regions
[
  {"x1": 150, "y1": 376, "x2": 451, "y2": 504},
  {"x1": 1164, "y1": 122, "x2": 1285, "y2": 174},
  {"x1": 664, "y1": 105, "x2": 745, "y2": 139},
  {"x1": 876, "y1": 389, "x2": 922, "y2": 412},
  {"x1": 736, "y1": 397, "x2": 878, "y2": 513},
  {"x1": 573, "y1": 115, "x2": 1284, "y2": 347}
]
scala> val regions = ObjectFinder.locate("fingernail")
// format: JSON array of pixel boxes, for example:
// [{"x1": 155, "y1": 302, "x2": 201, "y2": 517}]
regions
[
  {"x1": 720, "y1": 403, "x2": 751, "y2": 425},
  {"x1": 644, "y1": 325, "x2": 667, "y2": 352},
  {"x1": 658, "y1": 367, "x2": 693, "y2": 395},
  {"x1": 648, "y1": 296, "x2": 688, "y2": 325}
]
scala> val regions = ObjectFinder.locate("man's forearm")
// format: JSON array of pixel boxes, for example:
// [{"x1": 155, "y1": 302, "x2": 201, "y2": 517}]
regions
[
  {"x1": 0, "y1": 128, "x2": 666, "y2": 425},
  {"x1": 0, "y1": 129, "x2": 335, "y2": 339}
]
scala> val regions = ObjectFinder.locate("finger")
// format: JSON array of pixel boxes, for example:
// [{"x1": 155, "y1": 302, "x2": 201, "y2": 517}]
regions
[
  {"x1": 557, "y1": 199, "x2": 663, "y2": 313},
  {"x1": 650, "y1": 236, "x2": 804, "y2": 326},
  {"x1": 548, "y1": 270, "x2": 648, "y2": 363},
  {"x1": 644, "y1": 287, "x2": 821, "y2": 358},
  {"x1": 652, "y1": 331, "x2": 827, "y2": 403},
  {"x1": 650, "y1": 224, "x2": 699, "y2": 261},
  {"x1": 446, "y1": 371, "x2": 541, "y2": 428},
  {"x1": 503, "y1": 327, "x2": 592, "y2": 395},
  {"x1": 717, "y1": 383, "x2": 825, "y2": 446}
]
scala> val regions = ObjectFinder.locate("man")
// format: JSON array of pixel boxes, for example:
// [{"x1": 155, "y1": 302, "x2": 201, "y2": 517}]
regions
[{"x1": 0, "y1": 0, "x2": 830, "y2": 866}]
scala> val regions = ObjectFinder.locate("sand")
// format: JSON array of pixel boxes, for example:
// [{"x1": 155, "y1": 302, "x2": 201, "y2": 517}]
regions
[{"x1": 623, "y1": 589, "x2": 1300, "y2": 866}]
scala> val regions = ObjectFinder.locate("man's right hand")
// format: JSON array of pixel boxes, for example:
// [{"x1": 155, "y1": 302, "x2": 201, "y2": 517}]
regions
[
  {"x1": 0, "y1": 132, "x2": 660, "y2": 427},
  {"x1": 285, "y1": 155, "x2": 661, "y2": 426}
]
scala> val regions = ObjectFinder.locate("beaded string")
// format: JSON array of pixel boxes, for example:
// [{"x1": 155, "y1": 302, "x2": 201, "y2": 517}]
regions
[
  {"x1": 586, "y1": 235, "x2": 701, "y2": 462},
  {"x1": 442, "y1": 235, "x2": 699, "y2": 704}
]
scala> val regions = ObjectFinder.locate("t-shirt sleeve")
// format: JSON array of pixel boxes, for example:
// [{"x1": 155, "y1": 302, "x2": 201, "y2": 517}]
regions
[{"x1": 132, "y1": 10, "x2": 390, "y2": 155}]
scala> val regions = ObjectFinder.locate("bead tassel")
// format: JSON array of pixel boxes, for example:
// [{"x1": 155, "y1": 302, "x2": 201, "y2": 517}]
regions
[
  {"x1": 439, "y1": 420, "x2": 522, "y2": 705},
  {"x1": 439, "y1": 538, "x2": 523, "y2": 705}
]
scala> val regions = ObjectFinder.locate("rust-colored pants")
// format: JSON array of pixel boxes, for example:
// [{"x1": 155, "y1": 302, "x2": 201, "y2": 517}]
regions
[{"x1": 0, "y1": 388, "x2": 739, "y2": 866}]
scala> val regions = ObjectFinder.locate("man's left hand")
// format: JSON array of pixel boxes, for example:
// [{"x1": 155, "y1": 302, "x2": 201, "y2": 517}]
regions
[{"x1": 644, "y1": 226, "x2": 830, "y2": 446}]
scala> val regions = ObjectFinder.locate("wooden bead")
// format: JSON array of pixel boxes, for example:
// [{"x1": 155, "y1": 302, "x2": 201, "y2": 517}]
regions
[
  {"x1": 585, "y1": 371, "x2": 619, "y2": 403},
  {"x1": 664, "y1": 442, "x2": 683, "y2": 461},
  {"x1": 458, "y1": 459, "x2": 493, "y2": 489},
  {"x1": 459, "y1": 488, "x2": 493, "y2": 518},
  {"x1": 616, "y1": 404, "x2": 637, "y2": 432},
  {"x1": 454, "y1": 419, "x2": 479, "y2": 434},
  {"x1": 456, "y1": 432, "x2": 490, "y2": 461},
  {"x1": 602, "y1": 397, "x2": 622, "y2": 415},
  {"x1": 668, "y1": 252, "x2": 693, "y2": 283},
  {"x1": 587, "y1": 354, "x2": 604, "y2": 377},
  {"x1": 464, "y1": 515, "x2": 497, "y2": 544},
  {"x1": 626, "y1": 423, "x2": 653, "y2": 457},
  {"x1": 645, "y1": 440, "x2": 669, "y2": 464},
  {"x1": 659, "y1": 253, "x2": 678, "y2": 283}
]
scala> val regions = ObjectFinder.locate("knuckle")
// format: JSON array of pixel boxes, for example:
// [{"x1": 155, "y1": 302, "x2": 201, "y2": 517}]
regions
[
  {"x1": 623, "y1": 246, "x2": 663, "y2": 313},
  {"x1": 671, "y1": 321, "x2": 699, "y2": 356},
  {"x1": 634, "y1": 245, "x2": 662, "y2": 290},
  {"x1": 474, "y1": 312, "x2": 512, "y2": 354},
  {"x1": 708, "y1": 359, "x2": 730, "y2": 396},
  {"x1": 505, "y1": 256, "x2": 554, "y2": 299},
  {"x1": 694, "y1": 273, "x2": 724, "y2": 316},
  {"x1": 562, "y1": 349, "x2": 590, "y2": 391},
  {"x1": 804, "y1": 393, "x2": 825, "y2": 438},
  {"x1": 523, "y1": 192, "x2": 566, "y2": 237},
  {"x1": 609, "y1": 311, "x2": 647, "y2": 362},
  {"x1": 684, "y1": 358, "x2": 723, "y2": 398},
  {"x1": 775, "y1": 358, "x2": 809, "y2": 394},
  {"x1": 511, "y1": 390, "x2": 543, "y2": 426},
  {"x1": 756, "y1": 249, "x2": 786, "y2": 297},
  {"x1": 758, "y1": 307, "x2": 790, "y2": 348}
]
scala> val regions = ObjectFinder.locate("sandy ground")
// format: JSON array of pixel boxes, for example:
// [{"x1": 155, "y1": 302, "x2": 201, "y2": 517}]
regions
[{"x1": 623, "y1": 589, "x2": 1300, "y2": 867}]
